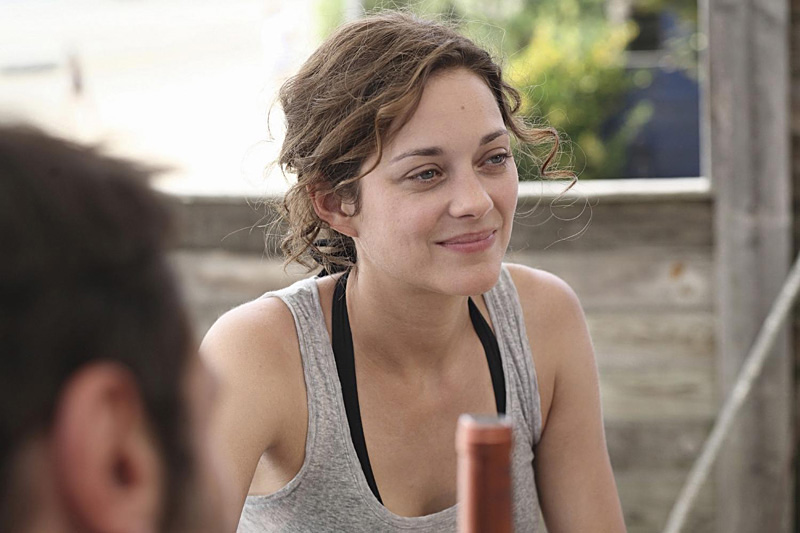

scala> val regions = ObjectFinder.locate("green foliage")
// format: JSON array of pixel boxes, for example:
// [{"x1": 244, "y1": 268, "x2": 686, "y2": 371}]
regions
[
  {"x1": 633, "y1": 0, "x2": 697, "y2": 21},
  {"x1": 316, "y1": 0, "x2": 347, "y2": 40},
  {"x1": 505, "y1": 11, "x2": 649, "y2": 179}
]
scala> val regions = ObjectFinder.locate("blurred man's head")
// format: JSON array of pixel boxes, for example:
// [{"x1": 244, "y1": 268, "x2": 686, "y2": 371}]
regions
[{"x1": 0, "y1": 126, "x2": 227, "y2": 533}]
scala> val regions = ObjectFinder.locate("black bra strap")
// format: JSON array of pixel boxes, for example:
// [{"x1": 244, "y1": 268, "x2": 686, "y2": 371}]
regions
[
  {"x1": 331, "y1": 272, "x2": 383, "y2": 503},
  {"x1": 331, "y1": 273, "x2": 506, "y2": 504},
  {"x1": 468, "y1": 297, "x2": 506, "y2": 415}
]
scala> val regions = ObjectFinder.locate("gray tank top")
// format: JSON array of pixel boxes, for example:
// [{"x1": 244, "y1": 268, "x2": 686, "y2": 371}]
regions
[{"x1": 238, "y1": 265, "x2": 543, "y2": 532}]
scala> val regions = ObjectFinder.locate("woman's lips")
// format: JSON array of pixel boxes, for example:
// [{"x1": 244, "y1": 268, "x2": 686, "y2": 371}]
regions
[{"x1": 436, "y1": 230, "x2": 497, "y2": 253}]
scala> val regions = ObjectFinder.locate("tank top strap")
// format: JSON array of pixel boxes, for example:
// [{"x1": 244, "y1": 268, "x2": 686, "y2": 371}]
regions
[
  {"x1": 261, "y1": 276, "x2": 332, "y2": 385},
  {"x1": 258, "y1": 276, "x2": 343, "y2": 473},
  {"x1": 482, "y1": 265, "x2": 544, "y2": 446}
]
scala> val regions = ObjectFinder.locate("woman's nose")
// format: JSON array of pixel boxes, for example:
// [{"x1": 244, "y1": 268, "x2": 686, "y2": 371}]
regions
[{"x1": 448, "y1": 170, "x2": 493, "y2": 219}]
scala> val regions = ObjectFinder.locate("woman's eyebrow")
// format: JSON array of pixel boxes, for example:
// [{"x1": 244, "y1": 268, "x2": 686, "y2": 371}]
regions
[
  {"x1": 390, "y1": 129, "x2": 510, "y2": 164},
  {"x1": 390, "y1": 146, "x2": 443, "y2": 163},
  {"x1": 480, "y1": 128, "x2": 509, "y2": 145}
]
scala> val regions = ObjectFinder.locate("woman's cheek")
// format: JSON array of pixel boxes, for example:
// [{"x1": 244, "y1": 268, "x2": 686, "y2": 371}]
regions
[{"x1": 495, "y1": 178, "x2": 519, "y2": 214}]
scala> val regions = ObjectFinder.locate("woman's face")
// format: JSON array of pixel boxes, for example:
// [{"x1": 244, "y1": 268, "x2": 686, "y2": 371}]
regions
[{"x1": 348, "y1": 67, "x2": 519, "y2": 296}]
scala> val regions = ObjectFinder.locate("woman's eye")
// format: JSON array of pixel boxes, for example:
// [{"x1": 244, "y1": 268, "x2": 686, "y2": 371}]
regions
[
  {"x1": 411, "y1": 169, "x2": 439, "y2": 181},
  {"x1": 487, "y1": 153, "x2": 508, "y2": 165}
]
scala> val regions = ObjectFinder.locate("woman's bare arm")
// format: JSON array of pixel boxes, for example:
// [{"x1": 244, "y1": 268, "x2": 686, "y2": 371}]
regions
[
  {"x1": 507, "y1": 264, "x2": 626, "y2": 533},
  {"x1": 200, "y1": 296, "x2": 307, "y2": 532}
]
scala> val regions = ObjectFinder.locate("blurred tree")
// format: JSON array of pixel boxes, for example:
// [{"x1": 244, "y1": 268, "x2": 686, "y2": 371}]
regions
[{"x1": 501, "y1": 1, "x2": 653, "y2": 179}]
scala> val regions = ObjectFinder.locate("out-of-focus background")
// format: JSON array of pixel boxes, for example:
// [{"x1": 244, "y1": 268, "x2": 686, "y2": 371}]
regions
[
  {"x1": 2, "y1": 1, "x2": 797, "y2": 533},
  {"x1": 0, "y1": 0, "x2": 702, "y2": 191},
  {"x1": 0, "y1": 0, "x2": 309, "y2": 196}
]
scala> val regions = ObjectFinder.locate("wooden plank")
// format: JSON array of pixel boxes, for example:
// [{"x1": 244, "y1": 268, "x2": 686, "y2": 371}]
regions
[
  {"x1": 509, "y1": 199, "x2": 712, "y2": 253},
  {"x1": 589, "y1": 311, "x2": 715, "y2": 423},
  {"x1": 172, "y1": 246, "x2": 715, "y2": 328},
  {"x1": 169, "y1": 250, "x2": 308, "y2": 336},
  {"x1": 165, "y1": 193, "x2": 284, "y2": 254},
  {"x1": 615, "y1": 468, "x2": 714, "y2": 533},
  {"x1": 164, "y1": 186, "x2": 713, "y2": 254},
  {"x1": 710, "y1": 0, "x2": 794, "y2": 526},
  {"x1": 508, "y1": 247, "x2": 712, "y2": 311},
  {"x1": 517, "y1": 177, "x2": 711, "y2": 203},
  {"x1": 590, "y1": 310, "x2": 715, "y2": 426},
  {"x1": 588, "y1": 311, "x2": 715, "y2": 361},
  {"x1": 791, "y1": 0, "x2": 800, "y2": 521},
  {"x1": 598, "y1": 355, "x2": 715, "y2": 423},
  {"x1": 606, "y1": 420, "x2": 713, "y2": 471},
  {"x1": 172, "y1": 248, "x2": 715, "y2": 338}
]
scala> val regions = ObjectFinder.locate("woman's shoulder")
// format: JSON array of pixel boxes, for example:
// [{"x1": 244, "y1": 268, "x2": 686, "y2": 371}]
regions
[
  {"x1": 202, "y1": 292, "x2": 300, "y2": 366},
  {"x1": 201, "y1": 273, "x2": 340, "y2": 369},
  {"x1": 502, "y1": 263, "x2": 593, "y2": 428},
  {"x1": 503, "y1": 262, "x2": 584, "y2": 321},
  {"x1": 502, "y1": 262, "x2": 589, "y2": 354},
  {"x1": 200, "y1": 289, "x2": 307, "y2": 449}
]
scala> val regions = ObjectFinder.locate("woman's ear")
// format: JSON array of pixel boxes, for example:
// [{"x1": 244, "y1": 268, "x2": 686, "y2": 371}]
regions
[{"x1": 309, "y1": 186, "x2": 358, "y2": 238}]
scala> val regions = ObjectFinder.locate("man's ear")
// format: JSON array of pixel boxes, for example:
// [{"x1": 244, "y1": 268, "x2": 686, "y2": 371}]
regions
[
  {"x1": 309, "y1": 186, "x2": 358, "y2": 238},
  {"x1": 51, "y1": 362, "x2": 163, "y2": 533}
]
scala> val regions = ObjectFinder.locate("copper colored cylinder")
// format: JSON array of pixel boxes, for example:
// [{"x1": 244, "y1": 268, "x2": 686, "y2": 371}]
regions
[{"x1": 456, "y1": 414, "x2": 513, "y2": 533}]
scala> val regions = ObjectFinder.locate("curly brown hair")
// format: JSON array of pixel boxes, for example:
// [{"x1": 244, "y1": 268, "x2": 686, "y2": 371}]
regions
[{"x1": 277, "y1": 11, "x2": 568, "y2": 273}]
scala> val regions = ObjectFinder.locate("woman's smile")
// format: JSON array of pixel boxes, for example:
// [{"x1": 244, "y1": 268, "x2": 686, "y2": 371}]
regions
[{"x1": 435, "y1": 229, "x2": 497, "y2": 253}]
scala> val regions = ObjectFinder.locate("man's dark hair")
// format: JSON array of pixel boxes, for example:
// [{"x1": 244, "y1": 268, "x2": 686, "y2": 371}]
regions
[{"x1": 0, "y1": 126, "x2": 192, "y2": 530}]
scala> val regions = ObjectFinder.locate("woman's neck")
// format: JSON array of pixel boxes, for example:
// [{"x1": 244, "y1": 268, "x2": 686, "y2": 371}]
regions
[{"x1": 344, "y1": 266, "x2": 476, "y2": 374}]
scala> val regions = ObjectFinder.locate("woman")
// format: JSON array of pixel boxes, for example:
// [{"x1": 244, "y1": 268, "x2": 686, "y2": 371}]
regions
[{"x1": 202, "y1": 11, "x2": 626, "y2": 533}]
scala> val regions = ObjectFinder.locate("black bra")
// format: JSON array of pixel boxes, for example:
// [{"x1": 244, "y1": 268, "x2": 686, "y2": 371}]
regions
[{"x1": 331, "y1": 271, "x2": 506, "y2": 504}]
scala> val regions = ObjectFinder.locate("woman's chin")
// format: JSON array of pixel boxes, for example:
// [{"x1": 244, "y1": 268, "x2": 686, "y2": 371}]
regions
[{"x1": 440, "y1": 263, "x2": 503, "y2": 296}]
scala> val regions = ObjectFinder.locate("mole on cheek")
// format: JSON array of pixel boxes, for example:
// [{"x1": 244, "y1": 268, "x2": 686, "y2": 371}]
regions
[{"x1": 460, "y1": 105, "x2": 465, "y2": 110}]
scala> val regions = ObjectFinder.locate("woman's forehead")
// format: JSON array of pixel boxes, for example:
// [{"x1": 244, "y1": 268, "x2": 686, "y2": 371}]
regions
[{"x1": 386, "y1": 69, "x2": 506, "y2": 152}]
